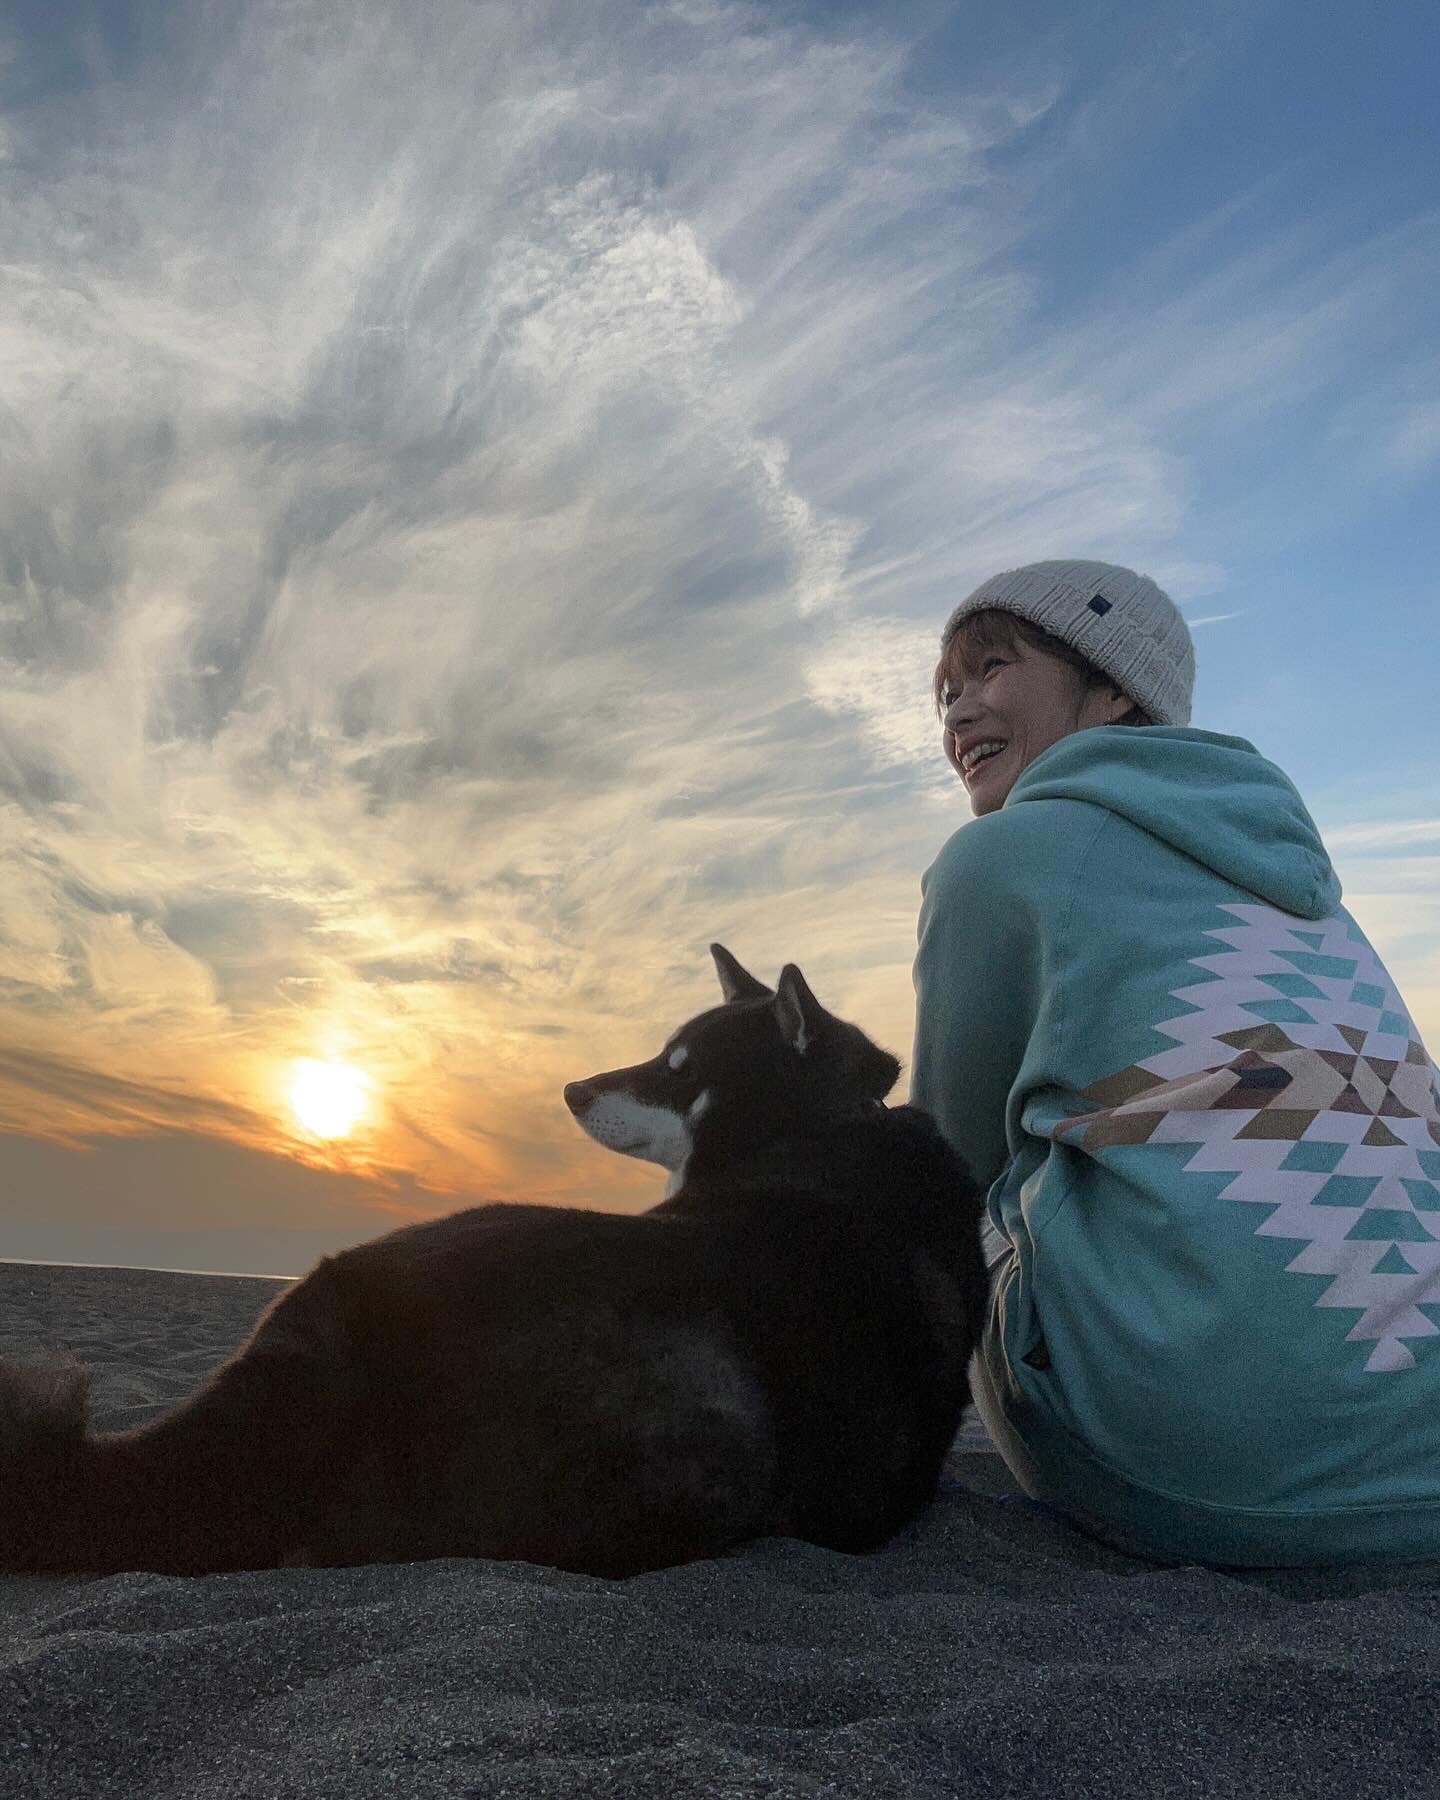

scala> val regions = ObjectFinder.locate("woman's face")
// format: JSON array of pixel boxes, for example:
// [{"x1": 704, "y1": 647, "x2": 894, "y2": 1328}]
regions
[{"x1": 941, "y1": 638, "x2": 1132, "y2": 815}]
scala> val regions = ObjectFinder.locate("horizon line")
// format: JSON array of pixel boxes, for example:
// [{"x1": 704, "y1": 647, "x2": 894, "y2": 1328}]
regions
[{"x1": 0, "y1": 1256, "x2": 296, "y2": 1283}]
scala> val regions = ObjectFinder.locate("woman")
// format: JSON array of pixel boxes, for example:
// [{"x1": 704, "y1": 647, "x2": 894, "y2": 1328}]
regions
[{"x1": 911, "y1": 559, "x2": 1440, "y2": 1566}]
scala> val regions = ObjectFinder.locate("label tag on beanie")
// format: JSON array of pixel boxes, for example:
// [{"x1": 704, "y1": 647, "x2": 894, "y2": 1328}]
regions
[{"x1": 1088, "y1": 594, "x2": 1112, "y2": 615}]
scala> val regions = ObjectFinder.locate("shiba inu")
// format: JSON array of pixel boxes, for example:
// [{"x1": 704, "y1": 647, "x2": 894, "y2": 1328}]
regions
[{"x1": 0, "y1": 947, "x2": 985, "y2": 1579}]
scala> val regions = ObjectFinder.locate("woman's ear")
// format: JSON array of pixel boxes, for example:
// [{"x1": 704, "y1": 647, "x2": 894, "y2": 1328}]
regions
[{"x1": 1100, "y1": 684, "x2": 1136, "y2": 725}]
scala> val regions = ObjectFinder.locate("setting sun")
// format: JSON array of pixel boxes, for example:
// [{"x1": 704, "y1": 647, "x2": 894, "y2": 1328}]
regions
[{"x1": 289, "y1": 1059, "x2": 371, "y2": 1139}]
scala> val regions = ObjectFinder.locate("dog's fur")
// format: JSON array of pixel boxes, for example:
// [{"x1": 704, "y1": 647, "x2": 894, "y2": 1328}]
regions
[{"x1": 0, "y1": 947, "x2": 985, "y2": 1579}]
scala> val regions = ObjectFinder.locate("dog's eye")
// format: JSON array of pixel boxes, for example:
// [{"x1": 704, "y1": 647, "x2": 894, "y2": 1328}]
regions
[{"x1": 659, "y1": 1048, "x2": 698, "y2": 1088}]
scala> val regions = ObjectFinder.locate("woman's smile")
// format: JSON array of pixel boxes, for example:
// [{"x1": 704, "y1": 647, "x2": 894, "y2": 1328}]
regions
[{"x1": 954, "y1": 736, "x2": 1010, "y2": 785}]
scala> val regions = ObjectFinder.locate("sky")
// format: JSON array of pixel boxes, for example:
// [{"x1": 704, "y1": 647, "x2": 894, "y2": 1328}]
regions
[{"x1": 1, "y1": 0, "x2": 1437, "y2": 1277}]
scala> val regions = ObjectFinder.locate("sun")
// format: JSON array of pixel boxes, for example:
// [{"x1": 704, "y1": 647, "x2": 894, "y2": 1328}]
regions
[{"x1": 289, "y1": 1058, "x2": 371, "y2": 1139}]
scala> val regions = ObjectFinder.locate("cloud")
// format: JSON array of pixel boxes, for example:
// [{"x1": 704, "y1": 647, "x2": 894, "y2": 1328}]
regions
[
  {"x1": 0, "y1": 1044, "x2": 265, "y2": 1142},
  {"x1": 803, "y1": 616, "x2": 952, "y2": 795},
  {"x1": 0, "y1": 1, "x2": 1028, "y2": 1178},
  {"x1": 1323, "y1": 819, "x2": 1440, "y2": 855}
]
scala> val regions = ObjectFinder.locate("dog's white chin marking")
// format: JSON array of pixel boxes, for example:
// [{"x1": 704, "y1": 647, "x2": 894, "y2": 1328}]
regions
[
  {"x1": 573, "y1": 1093, "x2": 690, "y2": 1169},
  {"x1": 574, "y1": 1087, "x2": 712, "y2": 1200}
]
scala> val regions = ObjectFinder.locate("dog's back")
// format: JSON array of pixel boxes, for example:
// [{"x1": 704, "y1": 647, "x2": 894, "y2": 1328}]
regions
[
  {"x1": 306, "y1": 1100, "x2": 981, "y2": 1572},
  {"x1": 0, "y1": 947, "x2": 985, "y2": 1578}
]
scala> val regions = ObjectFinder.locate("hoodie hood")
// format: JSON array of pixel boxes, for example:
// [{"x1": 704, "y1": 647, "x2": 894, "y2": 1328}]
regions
[{"x1": 1007, "y1": 727, "x2": 1341, "y2": 921}]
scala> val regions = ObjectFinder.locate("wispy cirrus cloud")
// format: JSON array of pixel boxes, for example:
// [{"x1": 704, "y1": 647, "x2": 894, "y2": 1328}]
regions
[{"x1": 1323, "y1": 819, "x2": 1440, "y2": 855}]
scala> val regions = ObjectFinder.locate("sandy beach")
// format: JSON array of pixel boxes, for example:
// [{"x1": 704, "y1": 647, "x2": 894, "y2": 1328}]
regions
[{"x1": 3, "y1": 1258, "x2": 1439, "y2": 1799}]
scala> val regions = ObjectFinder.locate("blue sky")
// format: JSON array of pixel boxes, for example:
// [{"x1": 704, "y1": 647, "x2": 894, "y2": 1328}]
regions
[{"x1": 0, "y1": 0, "x2": 1436, "y2": 1273}]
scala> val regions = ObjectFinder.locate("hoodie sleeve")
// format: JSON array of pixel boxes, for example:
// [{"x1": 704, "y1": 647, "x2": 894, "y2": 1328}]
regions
[
  {"x1": 910, "y1": 810, "x2": 1062, "y2": 1189},
  {"x1": 910, "y1": 806, "x2": 1101, "y2": 1195}
]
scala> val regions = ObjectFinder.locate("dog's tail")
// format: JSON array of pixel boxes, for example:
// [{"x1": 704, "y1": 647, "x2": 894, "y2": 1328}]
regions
[{"x1": 0, "y1": 1263, "x2": 349, "y2": 1575}]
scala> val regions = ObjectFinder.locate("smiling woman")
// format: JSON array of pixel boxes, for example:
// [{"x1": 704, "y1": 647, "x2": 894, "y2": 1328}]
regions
[
  {"x1": 288, "y1": 1059, "x2": 371, "y2": 1140},
  {"x1": 914, "y1": 558, "x2": 1440, "y2": 1568}
]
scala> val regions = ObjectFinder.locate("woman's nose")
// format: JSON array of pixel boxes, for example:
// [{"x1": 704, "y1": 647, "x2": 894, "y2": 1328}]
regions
[{"x1": 944, "y1": 692, "x2": 977, "y2": 731}]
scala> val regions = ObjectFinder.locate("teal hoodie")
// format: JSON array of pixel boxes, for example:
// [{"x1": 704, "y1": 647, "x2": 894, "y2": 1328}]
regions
[{"x1": 912, "y1": 726, "x2": 1440, "y2": 1566}]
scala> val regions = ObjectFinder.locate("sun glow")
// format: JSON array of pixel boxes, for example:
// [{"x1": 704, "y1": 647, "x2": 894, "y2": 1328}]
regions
[{"x1": 289, "y1": 1058, "x2": 371, "y2": 1139}]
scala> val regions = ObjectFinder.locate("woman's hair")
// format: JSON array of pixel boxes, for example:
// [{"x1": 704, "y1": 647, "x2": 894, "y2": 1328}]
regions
[{"x1": 933, "y1": 608, "x2": 1153, "y2": 727}]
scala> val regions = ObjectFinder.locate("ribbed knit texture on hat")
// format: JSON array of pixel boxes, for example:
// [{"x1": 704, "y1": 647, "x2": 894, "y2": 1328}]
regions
[{"x1": 940, "y1": 559, "x2": 1195, "y2": 727}]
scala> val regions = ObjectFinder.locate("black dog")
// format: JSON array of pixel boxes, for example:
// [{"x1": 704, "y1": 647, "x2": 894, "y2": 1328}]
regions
[{"x1": 0, "y1": 946, "x2": 985, "y2": 1578}]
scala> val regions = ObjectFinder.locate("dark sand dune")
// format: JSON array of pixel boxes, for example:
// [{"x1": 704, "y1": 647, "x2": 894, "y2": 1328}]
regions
[{"x1": 3, "y1": 1260, "x2": 1439, "y2": 1799}]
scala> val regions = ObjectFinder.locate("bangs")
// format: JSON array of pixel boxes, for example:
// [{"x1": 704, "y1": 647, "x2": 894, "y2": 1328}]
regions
[
  {"x1": 932, "y1": 606, "x2": 1152, "y2": 725},
  {"x1": 932, "y1": 609, "x2": 1056, "y2": 714}
]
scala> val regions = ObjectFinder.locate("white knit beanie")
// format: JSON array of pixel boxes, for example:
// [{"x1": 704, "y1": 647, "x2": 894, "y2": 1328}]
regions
[{"x1": 940, "y1": 559, "x2": 1195, "y2": 727}]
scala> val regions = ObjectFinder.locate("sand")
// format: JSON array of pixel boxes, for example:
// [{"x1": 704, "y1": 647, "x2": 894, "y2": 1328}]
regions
[{"x1": 3, "y1": 1260, "x2": 1440, "y2": 1799}]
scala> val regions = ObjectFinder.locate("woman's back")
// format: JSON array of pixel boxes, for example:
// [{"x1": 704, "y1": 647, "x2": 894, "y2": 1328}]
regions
[{"x1": 913, "y1": 722, "x2": 1440, "y2": 1566}]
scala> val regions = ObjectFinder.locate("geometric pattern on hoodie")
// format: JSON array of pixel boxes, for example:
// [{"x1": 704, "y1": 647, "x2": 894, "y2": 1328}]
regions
[{"x1": 1055, "y1": 902, "x2": 1440, "y2": 1374}]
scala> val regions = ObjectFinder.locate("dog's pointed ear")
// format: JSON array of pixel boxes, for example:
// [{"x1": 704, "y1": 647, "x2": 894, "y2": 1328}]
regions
[
  {"x1": 711, "y1": 943, "x2": 771, "y2": 1003},
  {"x1": 775, "y1": 964, "x2": 826, "y2": 1054}
]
